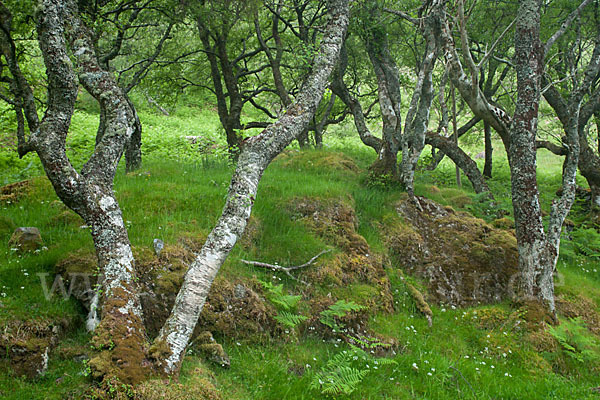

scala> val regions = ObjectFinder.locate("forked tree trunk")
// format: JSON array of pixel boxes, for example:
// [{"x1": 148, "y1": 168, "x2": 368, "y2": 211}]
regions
[
  {"x1": 364, "y1": 6, "x2": 403, "y2": 177},
  {"x1": 331, "y1": 44, "x2": 382, "y2": 153},
  {"x1": 399, "y1": 2, "x2": 441, "y2": 195},
  {"x1": 509, "y1": 0, "x2": 590, "y2": 311},
  {"x1": 33, "y1": 0, "x2": 148, "y2": 383},
  {"x1": 152, "y1": 0, "x2": 349, "y2": 376}
]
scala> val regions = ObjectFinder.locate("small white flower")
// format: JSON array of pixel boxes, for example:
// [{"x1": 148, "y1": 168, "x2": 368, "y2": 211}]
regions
[
  {"x1": 412, "y1": 362, "x2": 418, "y2": 370},
  {"x1": 427, "y1": 372, "x2": 432, "y2": 376}
]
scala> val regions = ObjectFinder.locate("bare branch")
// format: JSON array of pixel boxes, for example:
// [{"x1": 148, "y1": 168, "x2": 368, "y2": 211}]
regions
[
  {"x1": 241, "y1": 249, "x2": 331, "y2": 284},
  {"x1": 544, "y1": 0, "x2": 594, "y2": 57},
  {"x1": 477, "y1": 17, "x2": 516, "y2": 69},
  {"x1": 383, "y1": 7, "x2": 419, "y2": 26}
]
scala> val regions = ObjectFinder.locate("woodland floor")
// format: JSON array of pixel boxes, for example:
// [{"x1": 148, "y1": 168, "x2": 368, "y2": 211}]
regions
[{"x1": 1, "y1": 99, "x2": 600, "y2": 399}]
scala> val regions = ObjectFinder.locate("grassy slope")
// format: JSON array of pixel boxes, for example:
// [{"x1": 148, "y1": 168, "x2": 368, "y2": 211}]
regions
[{"x1": 1, "y1": 104, "x2": 600, "y2": 399}]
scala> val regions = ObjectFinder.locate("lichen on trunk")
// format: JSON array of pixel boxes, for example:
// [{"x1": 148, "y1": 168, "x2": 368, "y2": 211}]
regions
[{"x1": 153, "y1": 0, "x2": 350, "y2": 375}]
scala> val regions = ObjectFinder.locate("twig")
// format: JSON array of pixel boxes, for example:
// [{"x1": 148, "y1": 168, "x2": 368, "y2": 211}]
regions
[
  {"x1": 449, "y1": 365, "x2": 477, "y2": 399},
  {"x1": 241, "y1": 249, "x2": 331, "y2": 284}
]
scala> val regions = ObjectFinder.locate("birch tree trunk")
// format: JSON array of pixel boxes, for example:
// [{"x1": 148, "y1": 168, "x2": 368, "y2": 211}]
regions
[
  {"x1": 31, "y1": 0, "x2": 148, "y2": 383},
  {"x1": 152, "y1": 0, "x2": 349, "y2": 376},
  {"x1": 509, "y1": 0, "x2": 554, "y2": 308},
  {"x1": 363, "y1": 5, "x2": 403, "y2": 177},
  {"x1": 509, "y1": 0, "x2": 596, "y2": 311},
  {"x1": 399, "y1": 3, "x2": 441, "y2": 195}
]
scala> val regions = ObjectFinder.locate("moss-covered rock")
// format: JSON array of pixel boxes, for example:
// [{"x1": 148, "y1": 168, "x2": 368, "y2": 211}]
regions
[
  {"x1": 275, "y1": 150, "x2": 360, "y2": 174},
  {"x1": 556, "y1": 293, "x2": 600, "y2": 335},
  {"x1": 0, "y1": 179, "x2": 31, "y2": 204},
  {"x1": 0, "y1": 317, "x2": 75, "y2": 379},
  {"x1": 194, "y1": 331, "x2": 230, "y2": 368},
  {"x1": 384, "y1": 196, "x2": 519, "y2": 307},
  {"x1": 8, "y1": 227, "x2": 43, "y2": 252}
]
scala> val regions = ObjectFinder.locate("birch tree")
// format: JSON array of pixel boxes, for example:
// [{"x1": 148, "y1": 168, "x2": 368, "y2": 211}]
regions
[
  {"x1": 2, "y1": 0, "x2": 148, "y2": 383},
  {"x1": 437, "y1": 0, "x2": 597, "y2": 311},
  {"x1": 152, "y1": 0, "x2": 349, "y2": 375}
]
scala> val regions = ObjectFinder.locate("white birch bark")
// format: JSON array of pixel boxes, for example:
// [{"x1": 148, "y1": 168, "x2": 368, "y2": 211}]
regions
[{"x1": 154, "y1": 0, "x2": 350, "y2": 375}]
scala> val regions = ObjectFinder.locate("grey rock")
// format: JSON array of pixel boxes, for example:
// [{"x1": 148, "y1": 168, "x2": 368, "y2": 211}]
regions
[
  {"x1": 153, "y1": 238, "x2": 164, "y2": 257},
  {"x1": 9, "y1": 227, "x2": 43, "y2": 252}
]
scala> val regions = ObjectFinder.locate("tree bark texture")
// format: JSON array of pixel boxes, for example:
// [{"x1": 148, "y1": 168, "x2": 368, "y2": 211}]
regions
[
  {"x1": 425, "y1": 131, "x2": 491, "y2": 195},
  {"x1": 399, "y1": 3, "x2": 441, "y2": 195},
  {"x1": 33, "y1": 0, "x2": 147, "y2": 382},
  {"x1": 362, "y1": 5, "x2": 403, "y2": 177},
  {"x1": 153, "y1": 0, "x2": 349, "y2": 376},
  {"x1": 509, "y1": 0, "x2": 553, "y2": 309}
]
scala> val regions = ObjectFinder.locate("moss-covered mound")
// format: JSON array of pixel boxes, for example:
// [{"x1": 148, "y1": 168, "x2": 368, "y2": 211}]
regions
[
  {"x1": 275, "y1": 150, "x2": 360, "y2": 174},
  {"x1": 385, "y1": 196, "x2": 519, "y2": 306},
  {"x1": 0, "y1": 317, "x2": 76, "y2": 379},
  {"x1": 288, "y1": 197, "x2": 394, "y2": 314}
]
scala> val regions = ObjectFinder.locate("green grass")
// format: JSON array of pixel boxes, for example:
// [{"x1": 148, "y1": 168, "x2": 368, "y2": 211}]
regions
[{"x1": 1, "y1": 101, "x2": 600, "y2": 399}]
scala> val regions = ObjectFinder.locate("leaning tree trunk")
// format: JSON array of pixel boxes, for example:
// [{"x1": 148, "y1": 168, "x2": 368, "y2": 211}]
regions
[
  {"x1": 124, "y1": 94, "x2": 142, "y2": 172},
  {"x1": 152, "y1": 0, "x2": 349, "y2": 376},
  {"x1": 33, "y1": 0, "x2": 148, "y2": 383},
  {"x1": 483, "y1": 121, "x2": 493, "y2": 178},
  {"x1": 425, "y1": 131, "x2": 492, "y2": 195}
]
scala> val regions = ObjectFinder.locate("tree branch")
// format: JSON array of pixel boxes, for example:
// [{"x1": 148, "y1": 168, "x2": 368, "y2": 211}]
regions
[{"x1": 241, "y1": 249, "x2": 331, "y2": 284}]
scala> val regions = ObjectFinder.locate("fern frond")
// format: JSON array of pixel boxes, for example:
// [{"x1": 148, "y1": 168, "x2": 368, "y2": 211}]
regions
[{"x1": 274, "y1": 311, "x2": 308, "y2": 328}]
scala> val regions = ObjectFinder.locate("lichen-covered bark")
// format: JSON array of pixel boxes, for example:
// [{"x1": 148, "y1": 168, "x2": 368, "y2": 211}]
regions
[
  {"x1": 331, "y1": 44, "x2": 382, "y2": 153},
  {"x1": 31, "y1": 0, "x2": 147, "y2": 383},
  {"x1": 509, "y1": 0, "x2": 551, "y2": 308},
  {"x1": 154, "y1": 0, "x2": 349, "y2": 375},
  {"x1": 400, "y1": 3, "x2": 441, "y2": 195},
  {"x1": 362, "y1": 4, "x2": 403, "y2": 176}
]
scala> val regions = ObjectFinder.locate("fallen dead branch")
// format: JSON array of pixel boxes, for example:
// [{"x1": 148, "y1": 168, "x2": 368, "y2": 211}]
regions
[{"x1": 241, "y1": 249, "x2": 331, "y2": 284}]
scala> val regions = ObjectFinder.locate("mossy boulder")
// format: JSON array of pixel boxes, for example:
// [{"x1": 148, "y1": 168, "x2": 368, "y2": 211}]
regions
[
  {"x1": 54, "y1": 238, "x2": 278, "y2": 344},
  {"x1": 197, "y1": 277, "x2": 277, "y2": 340},
  {"x1": 384, "y1": 196, "x2": 519, "y2": 307},
  {"x1": 0, "y1": 317, "x2": 74, "y2": 379},
  {"x1": 135, "y1": 239, "x2": 276, "y2": 340},
  {"x1": 275, "y1": 150, "x2": 360, "y2": 174},
  {"x1": 194, "y1": 331, "x2": 230, "y2": 368},
  {"x1": 0, "y1": 180, "x2": 31, "y2": 204},
  {"x1": 556, "y1": 293, "x2": 600, "y2": 335},
  {"x1": 8, "y1": 227, "x2": 43, "y2": 252}
]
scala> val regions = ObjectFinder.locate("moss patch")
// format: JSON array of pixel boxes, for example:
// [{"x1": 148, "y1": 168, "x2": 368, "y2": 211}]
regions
[
  {"x1": 288, "y1": 196, "x2": 394, "y2": 313},
  {"x1": 0, "y1": 317, "x2": 76, "y2": 379},
  {"x1": 384, "y1": 196, "x2": 519, "y2": 306},
  {"x1": 275, "y1": 150, "x2": 360, "y2": 174}
]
